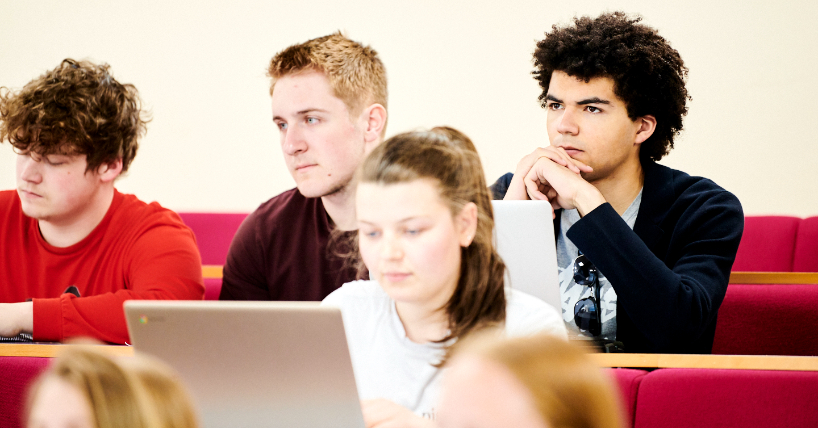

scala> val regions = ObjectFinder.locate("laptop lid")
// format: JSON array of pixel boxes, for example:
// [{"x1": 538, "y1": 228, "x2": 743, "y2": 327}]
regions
[
  {"x1": 124, "y1": 300, "x2": 365, "y2": 428},
  {"x1": 491, "y1": 200, "x2": 561, "y2": 310}
]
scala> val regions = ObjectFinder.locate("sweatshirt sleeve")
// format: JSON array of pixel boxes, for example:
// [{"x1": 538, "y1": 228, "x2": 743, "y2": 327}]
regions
[
  {"x1": 566, "y1": 188, "x2": 743, "y2": 352},
  {"x1": 219, "y1": 210, "x2": 272, "y2": 300},
  {"x1": 32, "y1": 222, "x2": 204, "y2": 344}
]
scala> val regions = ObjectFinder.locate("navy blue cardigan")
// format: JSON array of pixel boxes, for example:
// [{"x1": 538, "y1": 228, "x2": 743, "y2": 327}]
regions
[{"x1": 491, "y1": 161, "x2": 744, "y2": 353}]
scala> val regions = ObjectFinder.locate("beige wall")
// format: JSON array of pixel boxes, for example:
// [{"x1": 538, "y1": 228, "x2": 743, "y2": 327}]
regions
[{"x1": 2, "y1": 0, "x2": 817, "y2": 216}]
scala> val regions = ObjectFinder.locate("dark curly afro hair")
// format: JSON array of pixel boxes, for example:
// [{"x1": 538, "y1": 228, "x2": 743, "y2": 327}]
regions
[
  {"x1": 533, "y1": 12, "x2": 690, "y2": 162},
  {"x1": 0, "y1": 58, "x2": 148, "y2": 173}
]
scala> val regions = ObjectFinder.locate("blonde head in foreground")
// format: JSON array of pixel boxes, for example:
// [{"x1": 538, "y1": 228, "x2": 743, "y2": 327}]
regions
[
  {"x1": 438, "y1": 332, "x2": 624, "y2": 428},
  {"x1": 26, "y1": 347, "x2": 199, "y2": 428}
]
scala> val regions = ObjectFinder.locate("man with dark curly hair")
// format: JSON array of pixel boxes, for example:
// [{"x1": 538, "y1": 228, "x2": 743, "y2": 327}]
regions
[
  {"x1": 493, "y1": 12, "x2": 744, "y2": 353},
  {"x1": 0, "y1": 59, "x2": 204, "y2": 344}
]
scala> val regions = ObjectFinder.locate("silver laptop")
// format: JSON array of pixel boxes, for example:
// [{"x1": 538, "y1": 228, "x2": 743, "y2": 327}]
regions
[
  {"x1": 491, "y1": 200, "x2": 561, "y2": 310},
  {"x1": 124, "y1": 300, "x2": 365, "y2": 428}
]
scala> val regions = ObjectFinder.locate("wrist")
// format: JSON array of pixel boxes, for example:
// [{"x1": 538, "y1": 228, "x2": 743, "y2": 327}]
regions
[{"x1": 574, "y1": 184, "x2": 606, "y2": 217}]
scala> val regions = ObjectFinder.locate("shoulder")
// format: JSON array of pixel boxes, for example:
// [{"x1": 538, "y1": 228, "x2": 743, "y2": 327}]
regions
[
  {"x1": 648, "y1": 162, "x2": 742, "y2": 211},
  {"x1": 322, "y1": 280, "x2": 389, "y2": 309},
  {"x1": 110, "y1": 192, "x2": 189, "y2": 231},
  {"x1": 505, "y1": 288, "x2": 567, "y2": 339},
  {"x1": 489, "y1": 173, "x2": 515, "y2": 200}
]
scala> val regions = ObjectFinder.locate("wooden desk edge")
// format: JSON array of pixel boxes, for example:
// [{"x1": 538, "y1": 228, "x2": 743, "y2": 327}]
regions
[
  {"x1": 592, "y1": 353, "x2": 818, "y2": 371},
  {"x1": 0, "y1": 344, "x2": 134, "y2": 358},
  {"x1": 729, "y1": 272, "x2": 818, "y2": 284}
]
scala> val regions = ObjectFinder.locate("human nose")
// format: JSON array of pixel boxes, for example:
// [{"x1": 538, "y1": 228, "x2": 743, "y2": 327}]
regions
[
  {"x1": 17, "y1": 154, "x2": 42, "y2": 184},
  {"x1": 282, "y1": 124, "x2": 308, "y2": 156},
  {"x1": 380, "y1": 232, "x2": 404, "y2": 261},
  {"x1": 555, "y1": 107, "x2": 579, "y2": 136}
]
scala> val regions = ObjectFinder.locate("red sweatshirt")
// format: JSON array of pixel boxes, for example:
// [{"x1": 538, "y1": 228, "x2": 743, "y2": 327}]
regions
[{"x1": 0, "y1": 190, "x2": 204, "y2": 343}]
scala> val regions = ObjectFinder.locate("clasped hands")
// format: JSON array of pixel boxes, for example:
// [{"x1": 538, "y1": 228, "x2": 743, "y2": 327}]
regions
[{"x1": 504, "y1": 146, "x2": 606, "y2": 218}]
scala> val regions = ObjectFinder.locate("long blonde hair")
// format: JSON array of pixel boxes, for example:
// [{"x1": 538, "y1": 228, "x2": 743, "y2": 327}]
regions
[{"x1": 27, "y1": 348, "x2": 199, "y2": 428}]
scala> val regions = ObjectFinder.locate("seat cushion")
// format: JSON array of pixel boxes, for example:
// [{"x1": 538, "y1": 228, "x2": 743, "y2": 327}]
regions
[
  {"x1": 177, "y1": 213, "x2": 248, "y2": 265},
  {"x1": 606, "y1": 368, "x2": 648, "y2": 428},
  {"x1": 712, "y1": 284, "x2": 818, "y2": 356},
  {"x1": 0, "y1": 357, "x2": 52, "y2": 428},
  {"x1": 634, "y1": 368, "x2": 818, "y2": 428},
  {"x1": 793, "y1": 216, "x2": 818, "y2": 272}
]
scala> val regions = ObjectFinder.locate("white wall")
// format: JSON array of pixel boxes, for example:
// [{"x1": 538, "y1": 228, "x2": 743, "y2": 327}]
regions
[{"x1": 2, "y1": 0, "x2": 817, "y2": 216}]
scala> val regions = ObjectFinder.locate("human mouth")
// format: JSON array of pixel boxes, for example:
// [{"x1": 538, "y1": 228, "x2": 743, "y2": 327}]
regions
[
  {"x1": 18, "y1": 189, "x2": 42, "y2": 199},
  {"x1": 561, "y1": 147, "x2": 583, "y2": 158},
  {"x1": 382, "y1": 272, "x2": 412, "y2": 282},
  {"x1": 294, "y1": 163, "x2": 317, "y2": 172}
]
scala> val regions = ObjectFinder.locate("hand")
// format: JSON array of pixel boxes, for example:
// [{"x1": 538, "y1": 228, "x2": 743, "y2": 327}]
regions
[
  {"x1": 361, "y1": 399, "x2": 436, "y2": 428},
  {"x1": 504, "y1": 146, "x2": 592, "y2": 201},
  {"x1": 523, "y1": 156, "x2": 605, "y2": 218},
  {"x1": 0, "y1": 302, "x2": 34, "y2": 337}
]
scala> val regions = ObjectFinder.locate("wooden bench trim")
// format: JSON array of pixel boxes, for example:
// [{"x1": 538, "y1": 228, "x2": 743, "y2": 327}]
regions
[
  {"x1": 202, "y1": 265, "x2": 223, "y2": 279},
  {"x1": 729, "y1": 272, "x2": 818, "y2": 284}
]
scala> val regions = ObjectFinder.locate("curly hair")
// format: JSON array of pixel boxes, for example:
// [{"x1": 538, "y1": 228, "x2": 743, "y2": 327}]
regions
[
  {"x1": 0, "y1": 58, "x2": 148, "y2": 173},
  {"x1": 533, "y1": 12, "x2": 690, "y2": 161},
  {"x1": 268, "y1": 32, "x2": 387, "y2": 121}
]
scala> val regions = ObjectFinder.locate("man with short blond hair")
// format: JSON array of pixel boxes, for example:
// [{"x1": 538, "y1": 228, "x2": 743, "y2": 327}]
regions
[{"x1": 220, "y1": 32, "x2": 388, "y2": 301}]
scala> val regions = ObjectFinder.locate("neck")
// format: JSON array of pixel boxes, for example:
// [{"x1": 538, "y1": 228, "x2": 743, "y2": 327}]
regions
[
  {"x1": 321, "y1": 183, "x2": 357, "y2": 231},
  {"x1": 39, "y1": 186, "x2": 116, "y2": 248},
  {"x1": 590, "y1": 156, "x2": 644, "y2": 215},
  {"x1": 395, "y1": 301, "x2": 450, "y2": 344}
]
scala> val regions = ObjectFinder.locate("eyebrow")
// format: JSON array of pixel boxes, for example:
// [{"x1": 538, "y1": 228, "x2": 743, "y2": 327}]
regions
[
  {"x1": 272, "y1": 108, "x2": 330, "y2": 122},
  {"x1": 544, "y1": 94, "x2": 611, "y2": 105},
  {"x1": 358, "y1": 216, "x2": 428, "y2": 226}
]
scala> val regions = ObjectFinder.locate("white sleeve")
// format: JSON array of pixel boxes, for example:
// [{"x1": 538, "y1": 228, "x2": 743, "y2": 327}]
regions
[{"x1": 505, "y1": 289, "x2": 568, "y2": 339}]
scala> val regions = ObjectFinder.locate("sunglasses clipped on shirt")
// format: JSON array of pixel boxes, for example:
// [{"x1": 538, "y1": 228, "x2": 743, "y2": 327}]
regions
[{"x1": 573, "y1": 252, "x2": 602, "y2": 337}]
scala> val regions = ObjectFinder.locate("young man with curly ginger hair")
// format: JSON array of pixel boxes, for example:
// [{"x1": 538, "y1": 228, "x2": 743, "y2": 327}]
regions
[
  {"x1": 494, "y1": 12, "x2": 743, "y2": 354},
  {"x1": 219, "y1": 32, "x2": 387, "y2": 301},
  {"x1": 0, "y1": 59, "x2": 204, "y2": 344}
]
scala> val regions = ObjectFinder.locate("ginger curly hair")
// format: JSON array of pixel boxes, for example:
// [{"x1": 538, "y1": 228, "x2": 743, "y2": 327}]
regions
[
  {"x1": 0, "y1": 58, "x2": 148, "y2": 173},
  {"x1": 533, "y1": 12, "x2": 690, "y2": 161}
]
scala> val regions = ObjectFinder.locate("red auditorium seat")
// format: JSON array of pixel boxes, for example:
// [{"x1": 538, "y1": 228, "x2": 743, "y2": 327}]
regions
[
  {"x1": 732, "y1": 216, "x2": 800, "y2": 272},
  {"x1": 177, "y1": 213, "x2": 248, "y2": 265},
  {"x1": 633, "y1": 368, "x2": 818, "y2": 428},
  {"x1": 0, "y1": 357, "x2": 51, "y2": 428},
  {"x1": 712, "y1": 284, "x2": 818, "y2": 356},
  {"x1": 607, "y1": 368, "x2": 648, "y2": 428},
  {"x1": 793, "y1": 216, "x2": 818, "y2": 272}
]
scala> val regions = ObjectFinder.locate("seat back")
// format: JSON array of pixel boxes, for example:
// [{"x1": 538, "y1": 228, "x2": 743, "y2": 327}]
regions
[
  {"x1": 793, "y1": 216, "x2": 818, "y2": 272},
  {"x1": 0, "y1": 357, "x2": 51, "y2": 428},
  {"x1": 177, "y1": 213, "x2": 248, "y2": 265},
  {"x1": 732, "y1": 216, "x2": 800, "y2": 272},
  {"x1": 712, "y1": 284, "x2": 818, "y2": 356},
  {"x1": 606, "y1": 368, "x2": 648, "y2": 428},
  {"x1": 633, "y1": 368, "x2": 818, "y2": 428}
]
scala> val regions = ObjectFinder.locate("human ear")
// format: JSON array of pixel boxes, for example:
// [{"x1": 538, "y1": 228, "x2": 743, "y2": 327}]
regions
[
  {"x1": 634, "y1": 115, "x2": 657, "y2": 145},
  {"x1": 457, "y1": 202, "x2": 479, "y2": 247},
  {"x1": 97, "y1": 158, "x2": 123, "y2": 183},
  {"x1": 361, "y1": 103, "x2": 387, "y2": 151}
]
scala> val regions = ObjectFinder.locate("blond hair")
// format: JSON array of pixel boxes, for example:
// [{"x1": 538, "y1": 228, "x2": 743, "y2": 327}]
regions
[
  {"x1": 267, "y1": 32, "x2": 388, "y2": 119},
  {"x1": 27, "y1": 348, "x2": 199, "y2": 428},
  {"x1": 453, "y1": 333, "x2": 625, "y2": 428}
]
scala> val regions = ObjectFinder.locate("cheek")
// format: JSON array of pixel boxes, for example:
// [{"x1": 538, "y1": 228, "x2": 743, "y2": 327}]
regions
[
  {"x1": 357, "y1": 238, "x2": 379, "y2": 273},
  {"x1": 414, "y1": 230, "x2": 462, "y2": 277}
]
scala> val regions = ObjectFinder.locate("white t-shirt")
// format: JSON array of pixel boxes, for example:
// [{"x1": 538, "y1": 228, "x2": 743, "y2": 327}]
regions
[{"x1": 321, "y1": 280, "x2": 566, "y2": 419}]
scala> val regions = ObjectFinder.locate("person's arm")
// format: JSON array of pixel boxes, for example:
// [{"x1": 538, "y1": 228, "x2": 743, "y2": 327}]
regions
[
  {"x1": 219, "y1": 211, "x2": 273, "y2": 300},
  {"x1": 567, "y1": 187, "x2": 744, "y2": 352},
  {"x1": 361, "y1": 399, "x2": 437, "y2": 428},
  {"x1": 31, "y1": 224, "x2": 204, "y2": 344},
  {"x1": 0, "y1": 302, "x2": 33, "y2": 337}
]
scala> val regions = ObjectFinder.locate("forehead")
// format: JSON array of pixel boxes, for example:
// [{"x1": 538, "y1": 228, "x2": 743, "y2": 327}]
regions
[
  {"x1": 356, "y1": 179, "x2": 448, "y2": 221},
  {"x1": 270, "y1": 70, "x2": 349, "y2": 116},
  {"x1": 547, "y1": 71, "x2": 622, "y2": 105}
]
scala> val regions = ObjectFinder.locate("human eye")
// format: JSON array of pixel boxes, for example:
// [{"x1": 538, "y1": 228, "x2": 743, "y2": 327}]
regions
[
  {"x1": 305, "y1": 117, "x2": 319, "y2": 125},
  {"x1": 359, "y1": 228, "x2": 381, "y2": 239},
  {"x1": 546, "y1": 101, "x2": 563, "y2": 111},
  {"x1": 45, "y1": 155, "x2": 67, "y2": 166},
  {"x1": 274, "y1": 121, "x2": 287, "y2": 131},
  {"x1": 585, "y1": 106, "x2": 603, "y2": 113},
  {"x1": 404, "y1": 227, "x2": 424, "y2": 236}
]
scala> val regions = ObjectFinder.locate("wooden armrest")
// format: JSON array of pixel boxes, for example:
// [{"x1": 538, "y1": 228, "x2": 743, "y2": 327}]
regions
[
  {"x1": 729, "y1": 272, "x2": 818, "y2": 284},
  {"x1": 202, "y1": 265, "x2": 223, "y2": 279}
]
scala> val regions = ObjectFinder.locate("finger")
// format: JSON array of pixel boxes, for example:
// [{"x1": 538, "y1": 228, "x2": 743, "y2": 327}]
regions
[{"x1": 548, "y1": 146, "x2": 594, "y2": 173}]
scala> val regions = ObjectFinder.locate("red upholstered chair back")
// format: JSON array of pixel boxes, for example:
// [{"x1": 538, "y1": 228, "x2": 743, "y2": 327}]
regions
[
  {"x1": 732, "y1": 216, "x2": 800, "y2": 272},
  {"x1": 633, "y1": 368, "x2": 818, "y2": 428},
  {"x1": 793, "y1": 216, "x2": 818, "y2": 272},
  {"x1": 712, "y1": 284, "x2": 818, "y2": 356},
  {"x1": 606, "y1": 368, "x2": 648, "y2": 428},
  {"x1": 177, "y1": 213, "x2": 248, "y2": 265},
  {"x1": 0, "y1": 357, "x2": 51, "y2": 428}
]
